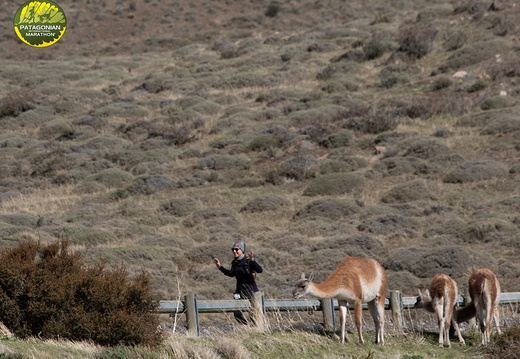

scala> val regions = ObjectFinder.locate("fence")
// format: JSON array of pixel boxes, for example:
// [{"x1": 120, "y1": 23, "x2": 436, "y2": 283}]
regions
[{"x1": 158, "y1": 291, "x2": 520, "y2": 336}]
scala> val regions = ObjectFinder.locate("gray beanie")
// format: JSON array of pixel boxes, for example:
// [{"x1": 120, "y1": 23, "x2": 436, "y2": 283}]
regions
[{"x1": 232, "y1": 241, "x2": 245, "y2": 252}]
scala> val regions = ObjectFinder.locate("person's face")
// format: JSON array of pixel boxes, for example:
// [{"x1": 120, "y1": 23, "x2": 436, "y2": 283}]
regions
[{"x1": 232, "y1": 247, "x2": 243, "y2": 257}]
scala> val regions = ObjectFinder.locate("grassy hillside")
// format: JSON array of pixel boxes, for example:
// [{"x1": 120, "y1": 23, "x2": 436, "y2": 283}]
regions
[{"x1": 0, "y1": 0, "x2": 519, "y2": 356}]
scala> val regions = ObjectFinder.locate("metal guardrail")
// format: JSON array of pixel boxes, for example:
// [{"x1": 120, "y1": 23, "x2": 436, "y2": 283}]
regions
[
  {"x1": 159, "y1": 292, "x2": 520, "y2": 313},
  {"x1": 158, "y1": 291, "x2": 520, "y2": 335}
]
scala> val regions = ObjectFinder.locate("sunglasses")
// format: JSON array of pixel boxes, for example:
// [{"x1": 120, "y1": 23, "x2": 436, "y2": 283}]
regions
[{"x1": 231, "y1": 248, "x2": 241, "y2": 252}]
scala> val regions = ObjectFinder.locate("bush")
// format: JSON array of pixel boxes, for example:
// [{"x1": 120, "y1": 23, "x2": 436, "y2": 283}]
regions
[
  {"x1": 0, "y1": 89, "x2": 34, "y2": 117},
  {"x1": 461, "y1": 217, "x2": 517, "y2": 244},
  {"x1": 443, "y1": 40, "x2": 509, "y2": 70},
  {"x1": 130, "y1": 175, "x2": 173, "y2": 195},
  {"x1": 318, "y1": 130, "x2": 354, "y2": 148},
  {"x1": 381, "y1": 179, "x2": 438, "y2": 203},
  {"x1": 482, "y1": 118, "x2": 520, "y2": 135},
  {"x1": 397, "y1": 23, "x2": 438, "y2": 58},
  {"x1": 443, "y1": 160, "x2": 508, "y2": 183},
  {"x1": 400, "y1": 136, "x2": 451, "y2": 160},
  {"x1": 230, "y1": 176, "x2": 265, "y2": 188},
  {"x1": 480, "y1": 96, "x2": 515, "y2": 110},
  {"x1": 319, "y1": 157, "x2": 367, "y2": 174},
  {"x1": 294, "y1": 198, "x2": 361, "y2": 220},
  {"x1": 247, "y1": 134, "x2": 283, "y2": 152},
  {"x1": 278, "y1": 154, "x2": 318, "y2": 181},
  {"x1": 265, "y1": 2, "x2": 280, "y2": 17},
  {"x1": 158, "y1": 197, "x2": 198, "y2": 216},
  {"x1": 483, "y1": 325, "x2": 520, "y2": 359},
  {"x1": 95, "y1": 345, "x2": 160, "y2": 359},
  {"x1": 0, "y1": 354, "x2": 26, "y2": 359},
  {"x1": 0, "y1": 240, "x2": 162, "y2": 346},
  {"x1": 195, "y1": 154, "x2": 250, "y2": 170},
  {"x1": 342, "y1": 103, "x2": 400, "y2": 134},
  {"x1": 432, "y1": 77, "x2": 452, "y2": 91},
  {"x1": 358, "y1": 214, "x2": 421, "y2": 238},
  {"x1": 92, "y1": 168, "x2": 134, "y2": 188},
  {"x1": 467, "y1": 79, "x2": 489, "y2": 93},
  {"x1": 302, "y1": 173, "x2": 365, "y2": 196},
  {"x1": 384, "y1": 245, "x2": 492, "y2": 279},
  {"x1": 373, "y1": 157, "x2": 438, "y2": 177},
  {"x1": 240, "y1": 194, "x2": 288, "y2": 213}
]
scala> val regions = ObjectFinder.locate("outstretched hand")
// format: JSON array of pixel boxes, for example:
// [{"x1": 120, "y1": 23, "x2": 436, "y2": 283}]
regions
[
  {"x1": 249, "y1": 250, "x2": 255, "y2": 261},
  {"x1": 213, "y1": 257, "x2": 221, "y2": 268}
]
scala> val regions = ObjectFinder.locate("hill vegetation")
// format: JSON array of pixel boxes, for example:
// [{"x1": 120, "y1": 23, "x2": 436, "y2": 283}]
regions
[{"x1": 0, "y1": 0, "x2": 519, "y2": 357}]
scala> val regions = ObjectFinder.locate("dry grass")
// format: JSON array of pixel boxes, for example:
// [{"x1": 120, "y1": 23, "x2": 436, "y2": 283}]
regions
[{"x1": 0, "y1": 185, "x2": 85, "y2": 216}]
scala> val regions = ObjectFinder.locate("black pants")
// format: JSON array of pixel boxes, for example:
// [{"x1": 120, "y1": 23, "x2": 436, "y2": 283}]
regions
[{"x1": 233, "y1": 292, "x2": 255, "y2": 325}]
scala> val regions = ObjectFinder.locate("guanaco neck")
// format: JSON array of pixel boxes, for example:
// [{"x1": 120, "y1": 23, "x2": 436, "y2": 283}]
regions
[
  {"x1": 308, "y1": 281, "x2": 344, "y2": 299},
  {"x1": 419, "y1": 299, "x2": 435, "y2": 314},
  {"x1": 455, "y1": 302, "x2": 477, "y2": 323}
]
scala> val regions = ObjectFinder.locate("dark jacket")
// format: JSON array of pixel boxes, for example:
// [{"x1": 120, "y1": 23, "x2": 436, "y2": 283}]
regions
[{"x1": 219, "y1": 256, "x2": 263, "y2": 299}]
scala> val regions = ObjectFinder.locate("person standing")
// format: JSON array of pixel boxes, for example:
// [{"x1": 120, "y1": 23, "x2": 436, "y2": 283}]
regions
[{"x1": 213, "y1": 241, "x2": 263, "y2": 324}]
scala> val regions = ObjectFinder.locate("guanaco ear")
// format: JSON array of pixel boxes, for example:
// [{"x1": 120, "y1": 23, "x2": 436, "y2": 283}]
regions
[
  {"x1": 417, "y1": 289, "x2": 423, "y2": 299},
  {"x1": 308, "y1": 272, "x2": 313, "y2": 282},
  {"x1": 300, "y1": 272, "x2": 306, "y2": 280}
]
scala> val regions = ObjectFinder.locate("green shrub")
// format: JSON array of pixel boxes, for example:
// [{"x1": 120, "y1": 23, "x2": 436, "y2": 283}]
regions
[
  {"x1": 319, "y1": 157, "x2": 367, "y2": 174},
  {"x1": 443, "y1": 29, "x2": 468, "y2": 51},
  {"x1": 130, "y1": 175, "x2": 173, "y2": 195},
  {"x1": 467, "y1": 79, "x2": 489, "y2": 93},
  {"x1": 316, "y1": 62, "x2": 363, "y2": 81},
  {"x1": 0, "y1": 354, "x2": 27, "y2": 359},
  {"x1": 247, "y1": 134, "x2": 283, "y2": 152},
  {"x1": 482, "y1": 118, "x2": 520, "y2": 135},
  {"x1": 0, "y1": 89, "x2": 34, "y2": 117},
  {"x1": 214, "y1": 72, "x2": 281, "y2": 89},
  {"x1": 401, "y1": 136, "x2": 451, "y2": 160},
  {"x1": 319, "y1": 130, "x2": 354, "y2": 148},
  {"x1": 294, "y1": 198, "x2": 361, "y2": 220},
  {"x1": 443, "y1": 160, "x2": 508, "y2": 183},
  {"x1": 158, "y1": 197, "x2": 198, "y2": 216},
  {"x1": 480, "y1": 96, "x2": 515, "y2": 110},
  {"x1": 240, "y1": 194, "x2": 288, "y2": 213},
  {"x1": 363, "y1": 36, "x2": 389, "y2": 60},
  {"x1": 95, "y1": 345, "x2": 161, "y2": 359},
  {"x1": 384, "y1": 245, "x2": 492, "y2": 279},
  {"x1": 195, "y1": 154, "x2": 250, "y2": 170},
  {"x1": 443, "y1": 40, "x2": 509, "y2": 70},
  {"x1": 303, "y1": 173, "x2": 365, "y2": 196},
  {"x1": 397, "y1": 23, "x2": 438, "y2": 58},
  {"x1": 278, "y1": 154, "x2": 318, "y2": 181},
  {"x1": 92, "y1": 168, "x2": 134, "y2": 188},
  {"x1": 0, "y1": 240, "x2": 162, "y2": 347},
  {"x1": 381, "y1": 179, "x2": 438, "y2": 203},
  {"x1": 432, "y1": 76, "x2": 452, "y2": 90},
  {"x1": 265, "y1": 2, "x2": 281, "y2": 17},
  {"x1": 230, "y1": 176, "x2": 265, "y2": 188}
]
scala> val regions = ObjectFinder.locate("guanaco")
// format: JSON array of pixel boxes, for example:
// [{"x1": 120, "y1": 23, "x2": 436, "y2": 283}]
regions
[
  {"x1": 414, "y1": 273, "x2": 465, "y2": 347},
  {"x1": 292, "y1": 256, "x2": 387, "y2": 345},
  {"x1": 456, "y1": 267, "x2": 501, "y2": 345}
]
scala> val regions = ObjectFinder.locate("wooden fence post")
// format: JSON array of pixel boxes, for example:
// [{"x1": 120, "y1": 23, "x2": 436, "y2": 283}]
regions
[
  {"x1": 320, "y1": 298, "x2": 335, "y2": 331},
  {"x1": 390, "y1": 290, "x2": 403, "y2": 329},
  {"x1": 184, "y1": 293, "x2": 199, "y2": 336},
  {"x1": 252, "y1": 291, "x2": 267, "y2": 330}
]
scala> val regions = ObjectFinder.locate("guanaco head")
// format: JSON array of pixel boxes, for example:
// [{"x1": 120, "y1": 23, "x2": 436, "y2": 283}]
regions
[
  {"x1": 293, "y1": 272, "x2": 312, "y2": 299},
  {"x1": 414, "y1": 289, "x2": 431, "y2": 309}
]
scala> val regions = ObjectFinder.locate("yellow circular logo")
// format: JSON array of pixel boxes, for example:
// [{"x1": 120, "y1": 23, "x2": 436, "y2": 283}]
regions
[{"x1": 13, "y1": 1, "x2": 67, "y2": 47}]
